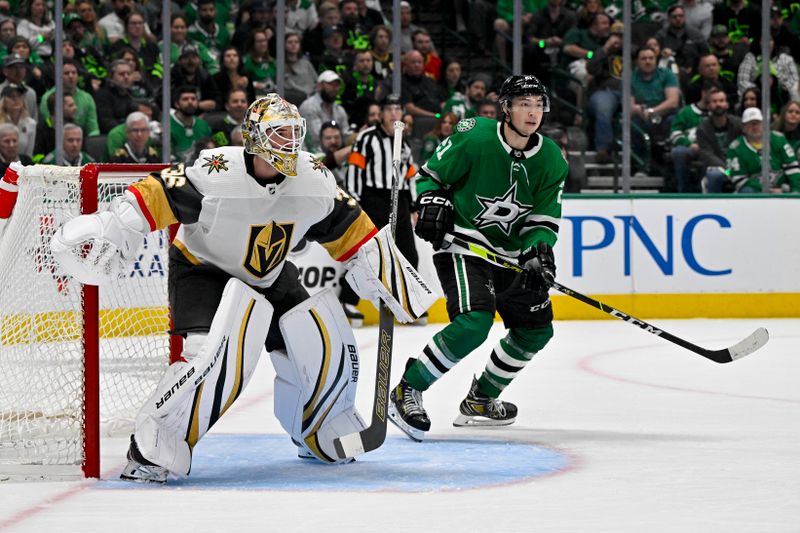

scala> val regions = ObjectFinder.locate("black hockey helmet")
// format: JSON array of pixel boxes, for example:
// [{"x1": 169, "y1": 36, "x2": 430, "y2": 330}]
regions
[
  {"x1": 498, "y1": 74, "x2": 550, "y2": 112},
  {"x1": 380, "y1": 93, "x2": 403, "y2": 110}
]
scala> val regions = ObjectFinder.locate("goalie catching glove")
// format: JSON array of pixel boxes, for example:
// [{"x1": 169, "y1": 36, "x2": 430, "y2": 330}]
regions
[
  {"x1": 344, "y1": 224, "x2": 438, "y2": 322},
  {"x1": 50, "y1": 195, "x2": 148, "y2": 285},
  {"x1": 414, "y1": 190, "x2": 453, "y2": 251},
  {"x1": 520, "y1": 242, "x2": 556, "y2": 291}
]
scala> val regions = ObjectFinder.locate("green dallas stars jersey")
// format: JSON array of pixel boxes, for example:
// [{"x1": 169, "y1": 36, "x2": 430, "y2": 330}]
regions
[
  {"x1": 669, "y1": 104, "x2": 706, "y2": 147},
  {"x1": 416, "y1": 117, "x2": 568, "y2": 257},
  {"x1": 726, "y1": 131, "x2": 800, "y2": 192}
]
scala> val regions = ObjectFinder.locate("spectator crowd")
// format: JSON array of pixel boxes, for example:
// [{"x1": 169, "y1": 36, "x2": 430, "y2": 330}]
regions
[{"x1": 0, "y1": 0, "x2": 798, "y2": 194}]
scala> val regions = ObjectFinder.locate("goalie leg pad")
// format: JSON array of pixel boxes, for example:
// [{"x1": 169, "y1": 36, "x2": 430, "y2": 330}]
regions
[
  {"x1": 344, "y1": 224, "x2": 439, "y2": 323},
  {"x1": 132, "y1": 278, "x2": 273, "y2": 476},
  {"x1": 272, "y1": 288, "x2": 365, "y2": 463}
]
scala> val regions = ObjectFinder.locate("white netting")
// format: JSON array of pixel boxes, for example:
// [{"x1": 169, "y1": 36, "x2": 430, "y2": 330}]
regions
[{"x1": 0, "y1": 165, "x2": 170, "y2": 475}]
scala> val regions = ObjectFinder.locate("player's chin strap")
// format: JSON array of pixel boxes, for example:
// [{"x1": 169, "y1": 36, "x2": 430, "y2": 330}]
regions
[
  {"x1": 441, "y1": 233, "x2": 769, "y2": 364},
  {"x1": 504, "y1": 115, "x2": 530, "y2": 138}
]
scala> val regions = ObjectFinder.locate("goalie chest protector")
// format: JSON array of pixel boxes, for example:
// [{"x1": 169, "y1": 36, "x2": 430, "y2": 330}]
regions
[{"x1": 175, "y1": 147, "x2": 337, "y2": 289}]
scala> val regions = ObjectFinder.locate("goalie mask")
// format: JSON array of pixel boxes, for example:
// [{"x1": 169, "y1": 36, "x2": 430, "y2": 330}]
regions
[{"x1": 242, "y1": 94, "x2": 307, "y2": 176}]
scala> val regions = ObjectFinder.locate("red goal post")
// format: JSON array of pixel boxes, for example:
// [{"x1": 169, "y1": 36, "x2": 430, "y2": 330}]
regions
[{"x1": 0, "y1": 163, "x2": 181, "y2": 480}]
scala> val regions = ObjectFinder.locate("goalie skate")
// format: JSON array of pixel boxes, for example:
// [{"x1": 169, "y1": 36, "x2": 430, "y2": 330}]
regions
[
  {"x1": 120, "y1": 436, "x2": 168, "y2": 484},
  {"x1": 453, "y1": 377, "x2": 517, "y2": 427}
]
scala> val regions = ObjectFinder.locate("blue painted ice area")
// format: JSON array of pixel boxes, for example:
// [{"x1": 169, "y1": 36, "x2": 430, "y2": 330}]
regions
[{"x1": 98, "y1": 434, "x2": 570, "y2": 492}]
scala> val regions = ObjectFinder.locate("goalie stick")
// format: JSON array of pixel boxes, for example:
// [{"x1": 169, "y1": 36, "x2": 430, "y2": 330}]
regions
[
  {"x1": 442, "y1": 233, "x2": 769, "y2": 364},
  {"x1": 333, "y1": 120, "x2": 405, "y2": 460}
]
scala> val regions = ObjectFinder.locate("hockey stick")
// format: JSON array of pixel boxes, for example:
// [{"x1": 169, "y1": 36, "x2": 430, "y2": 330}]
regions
[
  {"x1": 333, "y1": 120, "x2": 405, "y2": 459},
  {"x1": 442, "y1": 233, "x2": 769, "y2": 364}
]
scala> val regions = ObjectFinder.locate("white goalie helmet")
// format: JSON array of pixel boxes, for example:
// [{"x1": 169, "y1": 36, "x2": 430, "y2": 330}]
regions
[{"x1": 242, "y1": 94, "x2": 307, "y2": 176}]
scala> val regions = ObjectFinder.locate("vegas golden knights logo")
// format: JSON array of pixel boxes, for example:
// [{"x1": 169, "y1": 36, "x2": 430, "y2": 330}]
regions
[{"x1": 244, "y1": 222, "x2": 295, "y2": 278}]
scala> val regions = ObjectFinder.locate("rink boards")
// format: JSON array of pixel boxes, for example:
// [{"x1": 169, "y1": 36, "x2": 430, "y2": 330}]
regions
[{"x1": 308, "y1": 195, "x2": 800, "y2": 323}]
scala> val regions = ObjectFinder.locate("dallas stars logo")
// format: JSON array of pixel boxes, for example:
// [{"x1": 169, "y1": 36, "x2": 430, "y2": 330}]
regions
[
  {"x1": 473, "y1": 183, "x2": 532, "y2": 235},
  {"x1": 201, "y1": 154, "x2": 229, "y2": 174}
]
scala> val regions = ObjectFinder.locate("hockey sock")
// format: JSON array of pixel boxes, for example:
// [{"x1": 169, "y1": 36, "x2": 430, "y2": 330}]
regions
[
  {"x1": 404, "y1": 310, "x2": 494, "y2": 391},
  {"x1": 478, "y1": 325, "x2": 553, "y2": 398}
]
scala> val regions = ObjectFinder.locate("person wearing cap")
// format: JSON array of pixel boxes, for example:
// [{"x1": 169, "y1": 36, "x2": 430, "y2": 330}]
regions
[
  {"x1": 712, "y1": 0, "x2": 760, "y2": 44},
  {"x1": 314, "y1": 24, "x2": 351, "y2": 74},
  {"x1": 707, "y1": 23, "x2": 748, "y2": 80},
  {"x1": 302, "y1": 1, "x2": 340, "y2": 58},
  {"x1": 165, "y1": 14, "x2": 218, "y2": 76},
  {"x1": 696, "y1": 86, "x2": 741, "y2": 192},
  {"x1": 0, "y1": 54, "x2": 37, "y2": 121},
  {"x1": 0, "y1": 83, "x2": 35, "y2": 158},
  {"x1": 342, "y1": 94, "x2": 419, "y2": 325},
  {"x1": 399, "y1": 1, "x2": 422, "y2": 53},
  {"x1": 94, "y1": 59, "x2": 139, "y2": 134},
  {"x1": 770, "y1": 5, "x2": 800, "y2": 61},
  {"x1": 62, "y1": 11, "x2": 107, "y2": 91},
  {"x1": 41, "y1": 123, "x2": 95, "y2": 166},
  {"x1": 654, "y1": 5, "x2": 706, "y2": 79},
  {"x1": 724, "y1": 107, "x2": 800, "y2": 193},
  {"x1": 443, "y1": 75, "x2": 489, "y2": 120},
  {"x1": 172, "y1": 41, "x2": 222, "y2": 112},
  {"x1": 299, "y1": 70, "x2": 350, "y2": 152}
]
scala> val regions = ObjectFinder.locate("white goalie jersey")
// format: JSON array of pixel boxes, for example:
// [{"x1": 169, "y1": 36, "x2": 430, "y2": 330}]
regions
[{"x1": 127, "y1": 146, "x2": 376, "y2": 289}]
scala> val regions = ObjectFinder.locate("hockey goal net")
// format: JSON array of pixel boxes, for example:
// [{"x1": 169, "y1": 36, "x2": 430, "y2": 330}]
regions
[{"x1": 0, "y1": 163, "x2": 179, "y2": 480}]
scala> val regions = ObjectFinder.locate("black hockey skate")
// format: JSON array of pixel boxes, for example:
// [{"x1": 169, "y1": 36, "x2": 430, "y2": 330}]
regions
[
  {"x1": 120, "y1": 435, "x2": 168, "y2": 484},
  {"x1": 388, "y1": 379, "x2": 430, "y2": 442},
  {"x1": 453, "y1": 377, "x2": 517, "y2": 427}
]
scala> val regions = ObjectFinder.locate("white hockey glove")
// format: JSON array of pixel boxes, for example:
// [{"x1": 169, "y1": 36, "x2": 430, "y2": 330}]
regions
[
  {"x1": 50, "y1": 195, "x2": 148, "y2": 285},
  {"x1": 344, "y1": 224, "x2": 438, "y2": 323}
]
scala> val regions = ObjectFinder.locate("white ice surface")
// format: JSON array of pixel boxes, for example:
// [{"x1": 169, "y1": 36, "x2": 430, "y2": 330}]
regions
[{"x1": 1, "y1": 319, "x2": 798, "y2": 532}]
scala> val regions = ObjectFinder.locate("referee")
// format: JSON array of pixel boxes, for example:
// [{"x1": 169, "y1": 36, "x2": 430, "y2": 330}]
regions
[{"x1": 341, "y1": 94, "x2": 420, "y2": 325}]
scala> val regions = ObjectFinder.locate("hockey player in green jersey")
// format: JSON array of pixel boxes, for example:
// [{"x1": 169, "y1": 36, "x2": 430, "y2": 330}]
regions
[
  {"x1": 388, "y1": 74, "x2": 568, "y2": 441},
  {"x1": 722, "y1": 107, "x2": 800, "y2": 193}
]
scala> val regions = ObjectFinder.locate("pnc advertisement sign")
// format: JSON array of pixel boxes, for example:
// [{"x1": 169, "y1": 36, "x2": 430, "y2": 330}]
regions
[{"x1": 556, "y1": 198, "x2": 800, "y2": 295}]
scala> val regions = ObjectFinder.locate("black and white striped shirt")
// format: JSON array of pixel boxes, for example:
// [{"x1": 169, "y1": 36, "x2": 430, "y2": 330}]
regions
[{"x1": 346, "y1": 124, "x2": 416, "y2": 200}]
